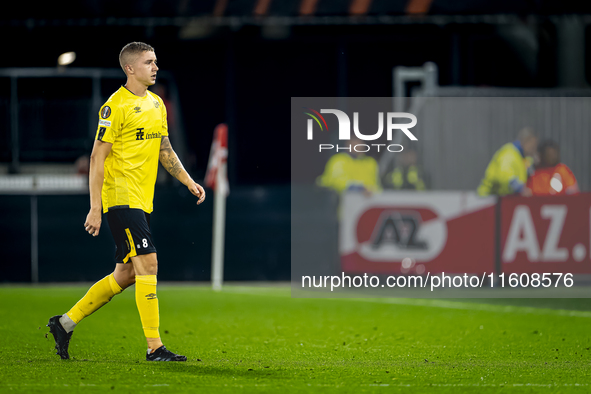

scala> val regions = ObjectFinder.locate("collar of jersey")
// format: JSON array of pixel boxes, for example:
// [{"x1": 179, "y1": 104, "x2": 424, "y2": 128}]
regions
[{"x1": 121, "y1": 85, "x2": 150, "y2": 99}]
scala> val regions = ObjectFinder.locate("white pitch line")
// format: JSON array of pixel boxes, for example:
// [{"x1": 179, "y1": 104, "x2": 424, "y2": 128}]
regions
[
  {"x1": 364, "y1": 383, "x2": 589, "y2": 388},
  {"x1": 348, "y1": 297, "x2": 591, "y2": 318},
  {"x1": 222, "y1": 286, "x2": 591, "y2": 318}
]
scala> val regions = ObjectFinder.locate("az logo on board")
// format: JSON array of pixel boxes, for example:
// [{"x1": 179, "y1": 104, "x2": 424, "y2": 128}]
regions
[
  {"x1": 355, "y1": 206, "x2": 447, "y2": 262},
  {"x1": 371, "y1": 211, "x2": 428, "y2": 250}
]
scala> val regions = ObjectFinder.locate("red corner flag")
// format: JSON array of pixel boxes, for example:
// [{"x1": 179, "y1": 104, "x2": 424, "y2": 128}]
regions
[
  {"x1": 206, "y1": 124, "x2": 229, "y2": 291},
  {"x1": 205, "y1": 123, "x2": 229, "y2": 196}
]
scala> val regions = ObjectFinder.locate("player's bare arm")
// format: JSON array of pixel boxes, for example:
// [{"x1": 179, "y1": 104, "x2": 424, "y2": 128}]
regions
[
  {"x1": 84, "y1": 140, "x2": 113, "y2": 236},
  {"x1": 159, "y1": 136, "x2": 206, "y2": 205}
]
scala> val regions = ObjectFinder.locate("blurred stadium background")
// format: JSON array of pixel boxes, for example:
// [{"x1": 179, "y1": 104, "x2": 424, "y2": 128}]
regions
[{"x1": 2, "y1": 0, "x2": 591, "y2": 284}]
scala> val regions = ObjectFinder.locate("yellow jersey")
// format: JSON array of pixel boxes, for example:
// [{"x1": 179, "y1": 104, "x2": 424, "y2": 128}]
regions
[
  {"x1": 317, "y1": 153, "x2": 381, "y2": 194},
  {"x1": 95, "y1": 86, "x2": 168, "y2": 214},
  {"x1": 477, "y1": 142, "x2": 528, "y2": 196}
]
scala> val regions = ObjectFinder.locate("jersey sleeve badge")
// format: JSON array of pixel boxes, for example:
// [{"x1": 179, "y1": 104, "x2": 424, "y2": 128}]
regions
[
  {"x1": 97, "y1": 127, "x2": 107, "y2": 141},
  {"x1": 101, "y1": 106, "x2": 112, "y2": 119}
]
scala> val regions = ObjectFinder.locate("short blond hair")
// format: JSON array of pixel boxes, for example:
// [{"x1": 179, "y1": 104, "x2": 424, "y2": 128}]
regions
[{"x1": 119, "y1": 42, "x2": 154, "y2": 73}]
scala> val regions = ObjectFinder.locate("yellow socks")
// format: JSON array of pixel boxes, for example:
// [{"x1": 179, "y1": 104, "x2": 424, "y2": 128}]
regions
[
  {"x1": 66, "y1": 273, "x2": 123, "y2": 324},
  {"x1": 135, "y1": 275, "x2": 160, "y2": 338},
  {"x1": 63, "y1": 273, "x2": 160, "y2": 340}
]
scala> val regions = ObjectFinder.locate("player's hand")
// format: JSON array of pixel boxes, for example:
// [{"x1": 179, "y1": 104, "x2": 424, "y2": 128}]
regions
[
  {"x1": 188, "y1": 181, "x2": 206, "y2": 205},
  {"x1": 84, "y1": 208, "x2": 102, "y2": 236}
]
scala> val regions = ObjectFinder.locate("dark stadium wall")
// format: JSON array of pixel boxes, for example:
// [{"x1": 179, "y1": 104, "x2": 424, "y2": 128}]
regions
[
  {"x1": 0, "y1": 22, "x2": 565, "y2": 183},
  {"x1": 1, "y1": 3, "x2": 586, "y2": 283},
  {"x1": 0, "y1": 185, "x2": 296, "y2": 282}
]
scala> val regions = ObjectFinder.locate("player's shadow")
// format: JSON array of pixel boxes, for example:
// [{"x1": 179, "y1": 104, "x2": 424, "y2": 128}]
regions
[{"x1": 152, "y1": 363, "x2": 277, "y2": 378}]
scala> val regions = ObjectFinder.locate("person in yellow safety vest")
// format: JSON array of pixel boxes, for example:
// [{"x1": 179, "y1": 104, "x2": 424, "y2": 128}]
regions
[
  {"x1": 477, "y1": 127, "x2": 538, "y2": 197},
  {"x1": 385, "y1": 148, "x2": 426, "y2": 191},
  {"x1": 317, "y1": 137, "x2": 381, "y2": 195}
]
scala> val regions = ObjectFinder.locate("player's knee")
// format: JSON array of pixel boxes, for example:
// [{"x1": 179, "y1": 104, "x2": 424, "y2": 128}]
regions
[
  {"x1": 146, "y1": 261, "x2": 158, "y2": 275},
  {"x1": 143, "y1": 256, "x2": 158, "y2": 275},
  {"x1": 133, "y1": 253, "x2": 158, "y2": 275}
]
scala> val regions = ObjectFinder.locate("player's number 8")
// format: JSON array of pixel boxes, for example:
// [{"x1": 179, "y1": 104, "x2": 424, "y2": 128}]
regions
[{"x1": 142, "y1": 239, "x2": 148, "y2": 248}]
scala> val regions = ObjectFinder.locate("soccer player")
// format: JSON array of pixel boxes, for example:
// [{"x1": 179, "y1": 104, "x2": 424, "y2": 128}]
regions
[{"x1": 47, "y1": 42, "x2": 205, "y2": 362}]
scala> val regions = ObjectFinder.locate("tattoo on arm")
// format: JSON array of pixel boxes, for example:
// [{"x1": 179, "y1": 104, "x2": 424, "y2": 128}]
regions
[
  {"x1": 159, "y1": 137, "x2": 185, "y2": 179},
  {"x1": 165, "y1": 155, "x2": 183, "y2": 178}
]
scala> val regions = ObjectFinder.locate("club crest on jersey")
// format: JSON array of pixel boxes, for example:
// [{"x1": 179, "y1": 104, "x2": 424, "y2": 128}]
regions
[
  {"x1": 153, "y1": 100, "x2": 159, "y2": 108},
  {"x1": 100, "y1": 106, "x2": 111, "y2": 119},
  {"x1": 134, "y1": 106, "x2": 142, "y2": 113}
]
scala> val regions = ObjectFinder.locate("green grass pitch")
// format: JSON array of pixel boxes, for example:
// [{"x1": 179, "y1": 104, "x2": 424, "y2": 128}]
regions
[{"x1": 1, "y1": 284, "x2": 590, "y2": 393}]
